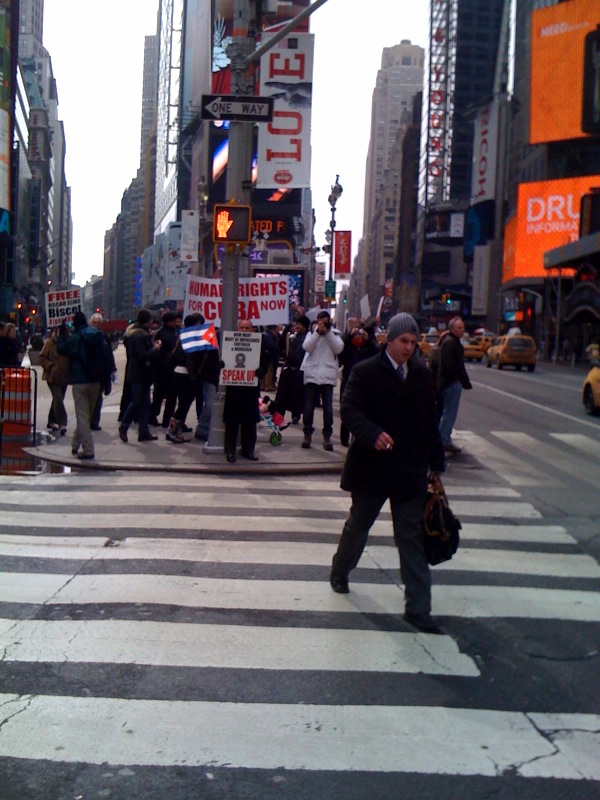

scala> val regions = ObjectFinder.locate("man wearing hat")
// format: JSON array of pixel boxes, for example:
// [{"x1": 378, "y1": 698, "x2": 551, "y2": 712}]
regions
[{"x1": 329, "y1": 312, "x2": 446, "y2": 634}]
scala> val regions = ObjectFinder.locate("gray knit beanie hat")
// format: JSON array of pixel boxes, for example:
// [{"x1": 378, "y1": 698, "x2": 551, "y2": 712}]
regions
[{"x1": 386, "y1": 312, "x2": 419, "y2": 341}]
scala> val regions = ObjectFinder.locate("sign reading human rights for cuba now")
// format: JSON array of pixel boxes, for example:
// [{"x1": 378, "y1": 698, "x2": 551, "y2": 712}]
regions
[{"x1": 183, "y1": 276, "x2": 290, "y2": 327}]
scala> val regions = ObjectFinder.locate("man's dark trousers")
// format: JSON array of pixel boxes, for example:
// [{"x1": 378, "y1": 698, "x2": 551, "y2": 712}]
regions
[{"x1": 332, "y1": 493, "x2": 431, "y2": 615}]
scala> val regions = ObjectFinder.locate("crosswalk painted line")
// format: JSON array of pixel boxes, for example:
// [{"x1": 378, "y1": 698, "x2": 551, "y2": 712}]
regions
[
  {"x1": 1, "y1": 693, "x2": 599, "y2": 779},
  {"x1": 549, "y1": 432, "x2": 600, "y2": 460},
  {"x1": 0, "y1": 499, "x2": 543, "y2": 533},
  {"x1": 0, "y1": 529, "x2": 581, "y2": 564},
  {"x1": 492, "y1": 431, "x2": 600, "y2": 489},
  {"x1": 455, "y1": 430, "x2": 550, "y2": 486},
  {"x1": 2, "y1": 460, "x2": 600, "y2": 788},
  {"x1": 3, "y1": 574, "x2": 600, "y2": 621},
  {"x1": 0, "y1": 618, "x2": 479, "y2": 675}
]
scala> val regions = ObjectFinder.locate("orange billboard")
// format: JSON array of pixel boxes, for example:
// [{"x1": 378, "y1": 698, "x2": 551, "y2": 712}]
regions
[
  {"x1": 504, "y1": 175, "x2": 600, "y2": 282},
  {"x1": 530, "y1": 0, "x2": 599, "y2": 144}
]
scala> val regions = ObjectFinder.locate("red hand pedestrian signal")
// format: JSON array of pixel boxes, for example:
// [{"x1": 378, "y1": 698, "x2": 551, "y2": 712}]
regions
[
  {"x1": 216, "y1": 210, "x2": 234, "y2": 239},
  {"x1": 212, "y1": 203, "x2": 252, "y2": 244}
]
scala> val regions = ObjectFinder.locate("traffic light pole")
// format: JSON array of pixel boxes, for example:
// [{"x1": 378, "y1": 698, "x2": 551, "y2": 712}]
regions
[{"x1": 204, "y1": 0, "x2": 331, "y2": 455}]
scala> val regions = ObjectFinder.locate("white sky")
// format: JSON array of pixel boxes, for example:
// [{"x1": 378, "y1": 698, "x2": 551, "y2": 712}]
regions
[{"x1": 42, "y1": 1, "x2": 429, "y2": 288}]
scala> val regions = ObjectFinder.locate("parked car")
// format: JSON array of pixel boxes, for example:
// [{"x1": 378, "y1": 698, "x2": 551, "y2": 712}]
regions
[
  {"x1": 462, "y1": 336, "x2": 488, "y2": 362},
  {"x1": 582, "y1": 364, "x2": 600, "y2": 415},
  {"x1": 485, "y1": 334, "x2": 537, "y2": 371}
]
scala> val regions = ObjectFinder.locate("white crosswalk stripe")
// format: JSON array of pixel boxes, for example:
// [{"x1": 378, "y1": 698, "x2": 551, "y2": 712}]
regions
[{"x1": 1, "y1": 445, "x2": 600, "y2": 790}]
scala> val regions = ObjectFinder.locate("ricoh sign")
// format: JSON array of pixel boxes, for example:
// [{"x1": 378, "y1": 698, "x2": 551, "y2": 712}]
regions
[{"x1": 425, "y1": 0, "x2": 452, "y2": 203}]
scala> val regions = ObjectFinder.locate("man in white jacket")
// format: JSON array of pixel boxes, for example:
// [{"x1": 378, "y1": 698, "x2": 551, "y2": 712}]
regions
[{"x1": 301, "y1": 310, "x2": 344, "y2": 450}]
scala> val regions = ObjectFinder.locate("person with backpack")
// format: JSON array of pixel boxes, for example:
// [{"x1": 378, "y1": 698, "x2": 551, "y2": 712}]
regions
[{"x1": 57, "y1": 311, "x2": 111, "y2": 460}]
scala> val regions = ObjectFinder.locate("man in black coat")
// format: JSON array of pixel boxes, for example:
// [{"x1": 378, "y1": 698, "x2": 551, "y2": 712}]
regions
[
  {"x1": 330, "y1": 312, "x2": 446, "y2": 634},
  {"x1": 438, "y1": 316, "x2": 472, "y2": 456},
  {"x1": 118, "y1": 309, "x2": 162, "y2": 443}
]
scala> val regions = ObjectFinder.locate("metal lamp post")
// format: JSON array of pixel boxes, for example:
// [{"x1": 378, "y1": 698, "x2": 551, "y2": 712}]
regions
[
  {"x1": 195, "y1": 176, "x2": 209, "y2": 277},
  {"x1": 327, "y1": 175, "x2": 343, "y2": 282}
]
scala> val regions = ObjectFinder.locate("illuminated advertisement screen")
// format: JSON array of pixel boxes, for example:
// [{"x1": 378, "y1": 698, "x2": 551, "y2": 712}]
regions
[
  {"x1": 506, "y1": 175, "x2": 600, "y2": 280},
  {"x1": 530, "y1": 0, "x2": 600, "y2": 144}
]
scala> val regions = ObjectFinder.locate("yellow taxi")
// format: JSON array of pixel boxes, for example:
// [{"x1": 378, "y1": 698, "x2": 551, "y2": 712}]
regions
[
  {"x1": 418, "y1": 332, "x2": 440, "y2": 360},
  {"x1": 485, "y1": 334, "x2": 537, "y2": 372},
  {"x1": 582, "y1": 365, "x2": 600, "y2": 415},
  {"x1": 462, "y1": 336, "x2": 488, "y2": 362}
]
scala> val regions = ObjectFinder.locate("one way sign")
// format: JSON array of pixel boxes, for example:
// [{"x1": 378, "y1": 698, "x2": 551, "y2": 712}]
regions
[{"x1": 201, "y1": 94, "x2": 274, "y2": 123}]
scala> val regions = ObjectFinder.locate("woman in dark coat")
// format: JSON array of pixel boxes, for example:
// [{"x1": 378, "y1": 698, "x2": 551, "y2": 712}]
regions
[
  {"x1": 223, "y1": 319, "x2": 270, "y2": 463},
  {"x1": 273, "y1": 314, "x2": 310, "y2": 423}
]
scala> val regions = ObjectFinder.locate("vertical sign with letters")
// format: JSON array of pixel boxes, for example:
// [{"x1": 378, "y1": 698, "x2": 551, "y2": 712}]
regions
[{"x1": 257, "y1": 33, "x2": 314, "y2": 189}]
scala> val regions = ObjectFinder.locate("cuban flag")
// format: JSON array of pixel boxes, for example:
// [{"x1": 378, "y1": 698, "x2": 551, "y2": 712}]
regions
[{"x1": 180, "y1": 323, "x2": 219, "y2": 352}]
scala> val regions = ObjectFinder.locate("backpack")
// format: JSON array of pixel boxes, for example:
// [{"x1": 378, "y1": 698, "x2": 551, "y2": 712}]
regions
[{"x1": 79, "y1": 330, "x2": 109, "y2": 383}]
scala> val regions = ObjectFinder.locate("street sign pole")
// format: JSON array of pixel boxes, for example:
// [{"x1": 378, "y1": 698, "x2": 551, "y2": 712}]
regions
[{"x1": 204, "y1": 0, "x2": 332, "y2": 454}]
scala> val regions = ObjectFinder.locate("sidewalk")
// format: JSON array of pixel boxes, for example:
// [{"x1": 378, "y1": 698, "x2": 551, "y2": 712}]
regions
[{"x1": 24, "y1": 345, "x2": 346, "y2": 475}]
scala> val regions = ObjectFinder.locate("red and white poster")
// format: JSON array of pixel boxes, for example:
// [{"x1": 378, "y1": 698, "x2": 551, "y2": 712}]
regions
[
  {"x1": 334, "y1": 230, "x2": 352, "y2": 277},
  {"x1": 45, "y1": 289, "x2": 82, "y2": 325},
  {"x1": 184, "y1": 275, "x2": 290, "y2": 326},
  {"x1": 257, "y1": 32, "x2": 314, "y2": 189}
]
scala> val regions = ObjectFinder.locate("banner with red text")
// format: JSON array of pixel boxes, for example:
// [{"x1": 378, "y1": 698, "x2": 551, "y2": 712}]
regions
[
  {"x1": 257, "y1": 32, "x2": 314, "y2": 189},
  {"x1": 184, "y1": 275, "x2": 290, "y2": 326},
  {"x1": 45, "y1": 288, "x2": 82, "y2": 325},
  {"x1": 334, "y1": 230, "x2": 352, "y2": 277}
]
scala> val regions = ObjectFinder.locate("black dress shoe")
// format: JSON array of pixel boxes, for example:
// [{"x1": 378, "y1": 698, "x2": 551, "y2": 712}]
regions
[
  {"x1": 77, "y1": 453, "x2": 95, "y2": 460},
  {"x1": 226, "y1": 451, "x2": 236, "y2": 463},
  {"x1": 330, "y1": 574, "x2": 349, "y2": 594},
  {"x1": 403, "y1": 612, "x2": 444, "y2": 634},
  {"x1": 118, "y1": 426, "x2": 128, "y2": 443},
  {"x1": 138, "y1": 433, "x2": 159, "y2": 442},
  {"x1": 241, "y1": 451, "x2": 259, "y2": 461},
  {"x1": 91, "y1": 425, "x2": 102, "y2": 431}
]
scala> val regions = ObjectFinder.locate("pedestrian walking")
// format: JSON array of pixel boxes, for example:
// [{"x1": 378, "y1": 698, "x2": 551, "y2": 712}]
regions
[
  {"x1": 89, "y1": 312, "x2": 116, "y2": 431},
  {"x1": 329, "y1": 312, "x2": 446, "y2": 634},
  {"x1": 39, "y1": 326, "x2": 69, "y2": 435},
  {"x1": 437, "y1": 316, "x2": 472, "y2": 456},
  {"x1": 57, "y1": 311, "x2": 111, "y2": 460}
]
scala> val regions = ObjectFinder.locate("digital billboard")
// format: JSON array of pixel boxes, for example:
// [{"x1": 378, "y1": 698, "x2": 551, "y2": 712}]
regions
[
  {"x1": 530, "y1": 0, "x2": 600, "y2": 144},
  {"x1": 503, "y1": 175, "x2": 600, "y2": 281}
]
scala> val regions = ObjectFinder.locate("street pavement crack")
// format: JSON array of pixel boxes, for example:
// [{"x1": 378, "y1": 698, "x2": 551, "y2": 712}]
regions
[{"x1": 0, "y1": 694, "x2": 36, "y2": 732}]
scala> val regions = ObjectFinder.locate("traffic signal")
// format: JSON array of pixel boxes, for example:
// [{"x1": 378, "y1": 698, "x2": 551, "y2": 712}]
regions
[
  {"x1": 443, "y1": 294, "x2": 452, "y2": 305},
  {"x1": 212, "y1": 203, "x2": 252, "y2": 245}
]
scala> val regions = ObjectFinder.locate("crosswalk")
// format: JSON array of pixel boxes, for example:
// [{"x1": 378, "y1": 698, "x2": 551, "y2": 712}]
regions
[{"x1": 1, "y1": 434, "x2": 600, "y2": 795}]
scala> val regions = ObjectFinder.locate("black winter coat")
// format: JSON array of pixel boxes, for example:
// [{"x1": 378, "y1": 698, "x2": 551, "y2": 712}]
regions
[
  {"x1": 438, "y1": 333, "x2": 472, "y2": 391},
  {"x1": 340, "y1": 349, "x2": 445, "y2": 499},
  {"x1": 124, "y1": 326, "x2": 159, "y2": 384}
]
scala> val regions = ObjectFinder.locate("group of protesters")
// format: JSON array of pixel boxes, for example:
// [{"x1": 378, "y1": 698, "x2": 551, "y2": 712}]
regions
[{"x1": 33, "y1": 302, "x2": 470, "y2": 471}]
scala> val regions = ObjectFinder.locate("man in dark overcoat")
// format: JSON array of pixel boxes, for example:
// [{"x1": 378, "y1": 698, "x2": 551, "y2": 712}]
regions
[{"x1": 330, "y1": 312, "x2": 446, "y2": 633}]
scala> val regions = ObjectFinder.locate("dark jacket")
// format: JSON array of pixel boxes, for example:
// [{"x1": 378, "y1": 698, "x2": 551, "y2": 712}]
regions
[
  {"x1": 438, "y1": 332, "x2": 472, "y2": 391},
  {"x1": 339, "y1": 330, "x2": 379, "y2": 384},
  {"x1": 152, "y1": 324, "x2": 179, "y2": 377},
  {"x1": 57, "y1": 324, "x2": 109, "y2": 385},
  {"x1": 124, "y1": 324, "x2": 159, "y2": 384},
  {"x1": 340, "y1": 349, "x2": 445, "y2": 499}
]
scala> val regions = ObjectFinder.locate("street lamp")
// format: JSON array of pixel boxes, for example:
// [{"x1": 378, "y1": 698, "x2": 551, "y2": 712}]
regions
[{"x1": 327, "y1": 175, "x2": 342, "y2": 282}]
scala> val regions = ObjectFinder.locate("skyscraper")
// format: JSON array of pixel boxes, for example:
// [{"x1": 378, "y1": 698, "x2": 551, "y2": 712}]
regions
[{"x1": 356, "y1": 41, "x2": 424, "y2": 308}]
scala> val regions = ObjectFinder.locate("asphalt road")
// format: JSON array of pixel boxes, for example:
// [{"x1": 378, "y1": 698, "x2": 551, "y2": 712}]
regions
[{"x1": 1, "y1": 356, "x2": 599, "y2": 799}]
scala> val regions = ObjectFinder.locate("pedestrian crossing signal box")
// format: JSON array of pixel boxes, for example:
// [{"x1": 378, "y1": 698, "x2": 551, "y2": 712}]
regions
[{"x1": 212, "y1": 203, "x2": 252, "y2": 245}]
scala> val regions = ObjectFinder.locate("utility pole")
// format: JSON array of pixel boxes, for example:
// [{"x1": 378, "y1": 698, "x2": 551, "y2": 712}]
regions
[{"x1": 204, "y1": 0, "x2": 331, "y2": 454}]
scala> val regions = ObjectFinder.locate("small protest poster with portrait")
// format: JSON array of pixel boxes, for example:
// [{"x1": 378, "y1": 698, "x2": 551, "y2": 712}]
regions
[{"x1": 220, "y1": 330, "x2": 262, "y2": 386}]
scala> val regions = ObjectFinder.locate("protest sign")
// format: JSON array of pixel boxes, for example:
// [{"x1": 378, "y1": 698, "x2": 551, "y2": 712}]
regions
[
  {"x1": 220, "y1": 330, "x2": 261, "y2": 386},
  {"x1": 45, "y1": 289, "x2": 82, "y2": 325},
  {"x1": 184, "y1": 275, "x2": 289, "y2": 326}
]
